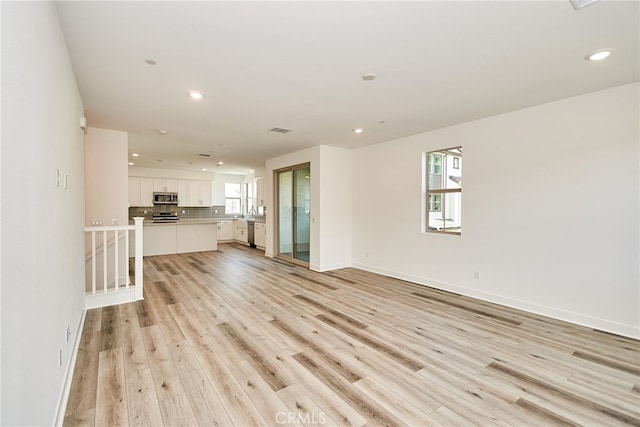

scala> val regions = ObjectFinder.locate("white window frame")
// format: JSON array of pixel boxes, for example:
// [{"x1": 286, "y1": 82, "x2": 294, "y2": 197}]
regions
[
  {"x1": 424, "y1": 147, "x2": 462, "y2": 235},
  {"x1": 225, "y1": 182, "x2": 242, "y2": 214}
]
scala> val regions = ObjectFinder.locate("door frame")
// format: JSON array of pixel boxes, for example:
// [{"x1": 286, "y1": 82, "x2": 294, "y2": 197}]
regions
[{"x1": 274, "y1": 162, "x2": 311, "y2": 267}]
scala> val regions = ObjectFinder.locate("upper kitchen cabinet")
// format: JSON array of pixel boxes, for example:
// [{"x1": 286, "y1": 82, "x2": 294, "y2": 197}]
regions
[
  {"x1": 178, "y1": 179, "x2": 190, "y2": 206},
  {"x1": 128, "y1": 177, "x2": 154, "y2": 206},
  {"x1": 154, "y1": 178, "x2": 178, "y2": 193},
  {"x1": 188, "y1": 180, "x2": 213, "y2": 206}
]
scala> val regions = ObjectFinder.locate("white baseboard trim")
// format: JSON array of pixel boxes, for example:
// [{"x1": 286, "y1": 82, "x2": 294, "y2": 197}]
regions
[
  {"x1": 352, "y1": 262, "x2": 640, "y2": 340},
  {"x1": 53, "y1": 309, "x2": 86, "y2": 427},
  {"x1": 311, "y1": 262, "x2": 351, "y2": 273}
]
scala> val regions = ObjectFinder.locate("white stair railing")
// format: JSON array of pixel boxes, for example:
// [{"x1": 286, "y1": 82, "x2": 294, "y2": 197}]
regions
[{"x1": 84, "y1": 217, "x2": 144, "y2": 308}]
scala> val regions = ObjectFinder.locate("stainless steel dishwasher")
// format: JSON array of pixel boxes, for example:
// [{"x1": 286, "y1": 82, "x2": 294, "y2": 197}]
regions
[{"x1": 247, "y1": 221, "x2": 255, "y2": 247}]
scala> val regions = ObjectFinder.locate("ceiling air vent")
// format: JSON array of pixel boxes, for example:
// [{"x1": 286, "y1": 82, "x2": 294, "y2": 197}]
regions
[
  {"x1": 198, "y1": 153, "x2": 211, "y2": 157},
  {"x1": 569, "y1": 0, "x2": 598, "y2": 10},
  {"x1": 269, "y1": 127, "x2": 292, "y2": 134}
]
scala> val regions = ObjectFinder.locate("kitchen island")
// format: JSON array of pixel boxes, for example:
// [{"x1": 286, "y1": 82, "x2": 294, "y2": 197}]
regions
[
  {"x1": 139, "y1": 217, "x2": 266, "y2": 256},
  {"x1": 142, "y1": 219, "x2": 218, "y2": 256}
]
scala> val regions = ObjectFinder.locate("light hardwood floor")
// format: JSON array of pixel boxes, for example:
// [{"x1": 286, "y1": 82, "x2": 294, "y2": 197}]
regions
[{"x1": 64, "y1": 243, "x2": 640, "y2": 426}]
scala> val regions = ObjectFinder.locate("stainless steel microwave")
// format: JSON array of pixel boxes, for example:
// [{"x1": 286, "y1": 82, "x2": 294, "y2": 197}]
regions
[{"x1": 153, "y1": 192, "x2": 179, "y2": 205}]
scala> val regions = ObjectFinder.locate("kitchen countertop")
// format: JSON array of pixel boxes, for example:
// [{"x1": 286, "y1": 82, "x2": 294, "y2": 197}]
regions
[{"x1": 134, "y1": 217, "x2": 266, "y2": 226}]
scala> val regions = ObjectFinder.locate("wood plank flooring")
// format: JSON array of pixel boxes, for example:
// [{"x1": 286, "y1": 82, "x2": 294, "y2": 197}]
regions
[{"x1": 64, "y1": 243, "x2": 640, "y2": 426}]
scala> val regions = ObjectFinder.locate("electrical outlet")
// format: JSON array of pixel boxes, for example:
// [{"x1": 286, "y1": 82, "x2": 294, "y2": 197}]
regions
[
  {"x1": 474, "y1": 271, "x2": 480, "y2": 280},
  {"x1": 59, "y1": 349, "x2": 62, "y2": 367},
  {"x1": 66, "y1": 325, "x2": 71, "y2": 343}
]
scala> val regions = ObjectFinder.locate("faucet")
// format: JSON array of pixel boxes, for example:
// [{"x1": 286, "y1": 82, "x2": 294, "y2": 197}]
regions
[{"x1": 248, "y1": 207, "x2": 256, "y2": 215}]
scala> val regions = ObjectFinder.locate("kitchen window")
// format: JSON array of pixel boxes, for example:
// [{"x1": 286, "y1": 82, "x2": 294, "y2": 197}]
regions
[
  {"x1": 225, "y1": 182, "x2": 242, "y2": 214},
  {"x1": 424, "y1": 147, "x2": 462, "y2": 234},
  {"x1": 245, "y1": 182, "x2": 256, "y2": 214}
]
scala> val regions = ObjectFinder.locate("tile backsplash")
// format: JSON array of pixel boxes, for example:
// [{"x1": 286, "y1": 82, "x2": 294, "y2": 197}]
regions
[{"x1": 129, "y1": 205, "x2": 230, "y2": 221}]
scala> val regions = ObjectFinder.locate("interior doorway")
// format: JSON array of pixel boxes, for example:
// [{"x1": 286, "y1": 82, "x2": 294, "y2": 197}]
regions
[{"x1": 275, "y1": 163, "x2": 311, "y2": 265}]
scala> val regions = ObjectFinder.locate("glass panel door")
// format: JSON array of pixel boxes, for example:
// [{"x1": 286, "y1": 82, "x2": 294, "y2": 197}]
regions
[
  {"x1": 278, "y1": 170, "x2": 292, "y2": 257},
  {"x1": 276, "y1": 164, "x2": 310, "y2": 265},
  {"x1": 293, "y1": 166, "x2": 311, "y2": 262}
]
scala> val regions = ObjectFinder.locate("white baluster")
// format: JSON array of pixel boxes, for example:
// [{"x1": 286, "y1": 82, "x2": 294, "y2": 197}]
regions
[
  {"x1": 91, "y1": 231, "x2": 96, "y2": 294},
  {"x1": 125, "y1": 228, "x2": 130, "y2": 287},
  {"x1": 114, "y1": 229, "x2": 119, "y2": 291},
  {"x1": 103, "y1": 230, "x2": 107, "y2": 293},
  {"x1": 134, "y1": 217, "x2": 144, "y2": 300}
]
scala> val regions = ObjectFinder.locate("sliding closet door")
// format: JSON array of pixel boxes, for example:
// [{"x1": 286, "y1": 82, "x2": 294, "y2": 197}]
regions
[{"x1": 276, "y1": 164, "x2": 310, "y2": 265}]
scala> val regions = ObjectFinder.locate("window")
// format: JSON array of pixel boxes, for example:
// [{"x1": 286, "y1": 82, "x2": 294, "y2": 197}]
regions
[
  {"x1": 428, "y1": 194, "x2": 442, "y2": 212},
  {"x1": 245, "y1": 182, "x2": 256, "y2": 214},
  {"x1": 225, "y1": 182, "x2": 242, "y2": 214},
  {"x1": 425, "y1": 147, "x2": 462, "y2": 234}
]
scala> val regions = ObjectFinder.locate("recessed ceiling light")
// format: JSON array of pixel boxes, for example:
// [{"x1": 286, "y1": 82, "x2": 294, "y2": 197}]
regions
[
  {"x1": 217, "y1": 161, "x2": 224, "y2": 166},
  {"x1": 219, "y1": 144, "x2": 228, "y2": 148},
  {"x1": 586, "y1": 50, "x2": 612, "y2": 61},
  {"x1": 353, "y1": 128, "x2": 363, "y2": 134},
  {"x1": 128, "y1": 162, "x2": 134, "y2": 166},
  {"x1": 144, "y1": 59, "x2": 157, "y2": 65},
  {"x1": 158, "y1": 130, "x2": 167, "y2": 135},
  {"x1": 201, "y1": 168, "x2": 207, "y2": 171},
  {"x1": 188, "y1": 91, "x2": 204, "y2": 100},
  {"x1": 131, "y1": 153, "x2": 139, "y2": 157},
  {"x1": 362, "y1": 73, "x2": 377, "y2": 81}
]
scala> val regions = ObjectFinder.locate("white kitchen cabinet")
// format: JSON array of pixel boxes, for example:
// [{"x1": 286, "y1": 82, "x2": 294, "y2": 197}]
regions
[
  {"x1": 217, "y1": 221, "x2": 234, "y2": 241},
  {"x1": 128, "y1": 177, "x2": 154, "y2": 206},
  {"x1": 154, "y1": 178, "x2": 178, "y2": 193},
  {"x1": 235, "y1": 220, "x2": 249, "y2": 245},
  {"x1": 254, "y1": 222, "x2": 266, "y2": 250},
  {"x1": 189, "y1": 180, "x2": 213, "y2": 206},
  {"x1": 178, "y1": 180, "x2": 190, "y2": 206}
]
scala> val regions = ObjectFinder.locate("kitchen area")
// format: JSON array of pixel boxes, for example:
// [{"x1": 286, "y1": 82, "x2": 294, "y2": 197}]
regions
[{"x1": 128, "y1": 175, "x2": 267, "y2": 257}]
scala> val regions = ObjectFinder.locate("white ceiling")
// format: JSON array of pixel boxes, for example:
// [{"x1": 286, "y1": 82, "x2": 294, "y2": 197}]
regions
[{"x1": 56, "y1": 0, "x2": 639, "y2": 174}]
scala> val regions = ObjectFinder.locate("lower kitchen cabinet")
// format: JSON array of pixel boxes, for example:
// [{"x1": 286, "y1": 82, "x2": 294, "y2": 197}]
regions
[
  {"x1": 217, "y1": 221, "x2": 234, "y2": 241},
  {"x1": 254, "y1": 222, "x2": 266, "y2": 249},
  {"x1": 235, "y1": 220, "x2": 249, "y2": 245}
]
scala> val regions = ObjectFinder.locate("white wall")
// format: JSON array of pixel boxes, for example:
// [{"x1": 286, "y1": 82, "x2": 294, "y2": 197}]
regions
[
  {"x1": 1, "y1": 2, "x2": 86, "y2": 425},
  {"x1": 317, "y1": 146, "x2": 352, "y2": 271},
  {"x1": 352, "y1": 83, "x2": 639, "y2": 338},
  {"x1": 85, "y1": 127, "x2": 128, "y2": 225},
  {"x1": 265, "y1": 145, "x2": 352, "y2": 271}
]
